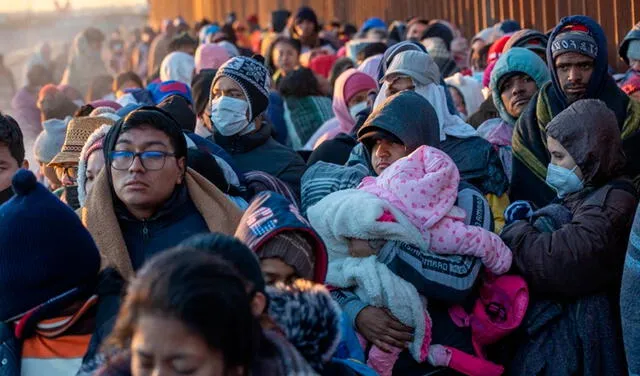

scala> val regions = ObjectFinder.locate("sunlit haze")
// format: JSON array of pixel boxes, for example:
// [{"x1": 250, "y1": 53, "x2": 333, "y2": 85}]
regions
[{"x1": 0, "y1": 0, "x2": 146, "y2": 13}]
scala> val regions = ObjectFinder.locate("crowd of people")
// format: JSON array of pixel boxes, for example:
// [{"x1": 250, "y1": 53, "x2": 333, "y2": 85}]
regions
[{"x1": 3, "y1": 6, "x2": 640, "y2": 376}]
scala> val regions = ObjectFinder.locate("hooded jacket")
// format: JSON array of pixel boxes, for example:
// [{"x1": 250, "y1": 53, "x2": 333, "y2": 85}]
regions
[
  {"x1": 266, "y1": 280, "x2": 342, "y2": 372},
  {"x1": 214, "y1": 122, "x2": 306, "y2": 196},
  {"x1": 511, "y1": 15, "x2": 640, "y2": 207},
  {"x1": 502, "y1": 99, "x2": 637, "y2": 298},
  {"x1": 235, "y1": 191, "x2": 328, "y2": 283},
  {"x1": 78, "y1": 124, "x2": 112, "y2": 207},
  {"x1": 619, "y1": 22, "x2": 640, "y2": 65},
  {"x1": 358, "y1": 91, "x2": 507, "y2": 196},
  {"x1": 489, "y1": 47, "x2": 550, "y2": 126},
  {"x1": 358, "y1": 90, "x2": 441, "y2": 154}
]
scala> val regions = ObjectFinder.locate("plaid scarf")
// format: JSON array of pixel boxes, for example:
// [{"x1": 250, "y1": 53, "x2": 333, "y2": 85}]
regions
[{"x1": 284, "y1": 96, "x2": 334, "y2": 150}]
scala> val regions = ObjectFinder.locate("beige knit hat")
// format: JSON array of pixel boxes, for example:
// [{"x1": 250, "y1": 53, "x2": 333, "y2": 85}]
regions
[{"x1": 48, "y1": 116, "x2": 115, "y2": 166}]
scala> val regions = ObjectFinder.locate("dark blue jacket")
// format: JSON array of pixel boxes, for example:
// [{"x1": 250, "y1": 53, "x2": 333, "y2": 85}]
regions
[
  {"x1": 214, "y1": 123, "x2": 306, "y2": 197},
  {"x1": 235, "y1": 191, "x2": 327, "y2": 283},
  {"x1": 117, "y1": 186, "x2": 209, "y2": 271}
]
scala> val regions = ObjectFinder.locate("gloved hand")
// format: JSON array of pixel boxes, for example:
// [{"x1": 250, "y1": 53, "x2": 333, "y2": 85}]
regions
[{"x1": 504, "y1": 200, "x2": 534, "y2": 225}]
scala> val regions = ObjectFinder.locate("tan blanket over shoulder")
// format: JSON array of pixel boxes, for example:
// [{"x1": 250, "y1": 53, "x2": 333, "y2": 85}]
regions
[{"x1": 82, "y1": 167, "x2": 242, "y2": 279}]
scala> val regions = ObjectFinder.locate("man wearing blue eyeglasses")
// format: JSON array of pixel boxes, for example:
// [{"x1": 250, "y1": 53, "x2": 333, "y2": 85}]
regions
[{"x1": 81, "y1": 106, "x2": 242, "y2": 280}]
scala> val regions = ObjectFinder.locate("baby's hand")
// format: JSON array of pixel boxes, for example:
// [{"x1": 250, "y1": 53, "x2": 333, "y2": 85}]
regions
[{"x1": 348, "y1": 238, "x2": 384, "y2": 257}]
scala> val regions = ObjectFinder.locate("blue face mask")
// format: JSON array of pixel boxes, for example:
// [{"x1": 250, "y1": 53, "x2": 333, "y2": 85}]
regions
[
  {"x1": 472, "y1": 71, "x2": 484, "y2": 83},
  {"x1": 546, "y1": 164, "x2": 584, "y2": 198}
]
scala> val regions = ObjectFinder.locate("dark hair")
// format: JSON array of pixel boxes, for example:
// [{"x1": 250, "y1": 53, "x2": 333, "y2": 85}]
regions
[
  {"x1": 357, "y1": 42, "x2": 387, "y2": 62},
  {"x1": 408, "y1": 18, "x2": 430, "y2": 28},
  {"x1": 340, "y1": 24, "x2": 357, "y2": 37},
  {"x1": 74, "y1": 104, "x2": 95, "y2": 117},
  {"x1": 279, "y1": 68, "x2": 322, "y2": 98},
  {"x1": 84, "y1": 27, "x2": 105, "y2": 44},
  {"x1": 113, "y1": 71, "x2": 143, "y2": 93},
  {"x1": 169, "y1": 32, "x2": 198, "y2": 52},
  {"x1": 0, "y1": 113, "x2": 24, "y2": 165},
  {"x1": 179, "y1": 233, "x2": 266, "y2": 296},
  {"x1": 220, "y1": 23, "x2": 237, "y2": 45},
  {"x1": 120, "y1": 107, "x2": 188, "y2": 160},
  {"x1": 27, "y1": 64, "x2": 53, "y2": 88},
  {"x1": 329, "y1": 57, "x2": 355, "y2": 92},
  {"x1": 106, "y1": 249, "x2": 260, "y2": 371},
  {"x1": 265, "y1": 37, "x2": 301, "y2": 73},
  {"x1": 86, "y1": 75, "x2": 114, "y2": 102}
]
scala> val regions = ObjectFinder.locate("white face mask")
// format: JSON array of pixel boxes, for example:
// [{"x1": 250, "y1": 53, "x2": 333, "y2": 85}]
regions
[
  {"x1": 349, "y1": 101, "x2": 368, "y2": 120},
  {"x1": 210, "y1": 96, "x2": 254, "y2": 136}
]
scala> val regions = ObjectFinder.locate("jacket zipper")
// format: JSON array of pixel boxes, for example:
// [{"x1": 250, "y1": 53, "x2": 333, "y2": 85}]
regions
[{"x1": 142, "y1": 220, "x2": 149, "y2": 241}]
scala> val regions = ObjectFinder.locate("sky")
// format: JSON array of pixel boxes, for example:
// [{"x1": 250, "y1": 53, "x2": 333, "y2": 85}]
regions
[{"x1": 0, "y1": 0, "x2": 146, "y2": 13}]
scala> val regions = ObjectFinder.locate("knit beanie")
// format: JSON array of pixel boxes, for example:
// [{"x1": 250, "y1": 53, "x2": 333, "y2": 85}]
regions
[
  {"x1": 213, "y1": 56, "x2": 270, "y2": 123},
  {"x1": 258, "y1": 232, "x2": 315, "y2": 281},
  {"x1": 157, "y1": 94, "x2": 196, "y2": 132},
  {"x1": 551, "y1": 25, "x2": 598, "y2": 60},
  {"x1": 195, "y1": 44, "x2": 231, "y2": 73},
  {"x1": 148, "y1": 80, "x2": 193, "y2": 105},
  {"x1": 77, "y1": 124, "x2": 112, "y2": 207},
  {"x1": 0, "y1": 169, "x2": 101, "y2": 321},
  {"x1": 488, "y1": 35, "x2": 512, "y2": 64},
  {"x1": 33, "y1": 116, "x2": 69, "y2": 163}
]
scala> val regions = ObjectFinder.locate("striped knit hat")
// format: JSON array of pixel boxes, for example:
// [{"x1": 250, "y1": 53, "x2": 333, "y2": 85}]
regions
[
  {"x1": 259, "y1": 232, "x2": 315, "y2": 281},
  {"x1": 212, "y1": 56, "x2": 270, "y2": 123}
]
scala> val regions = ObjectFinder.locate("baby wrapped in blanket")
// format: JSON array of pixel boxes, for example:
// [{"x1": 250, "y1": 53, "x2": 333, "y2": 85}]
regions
[
  {"x1": 307, "y1": 146, "x2": 512, "y2": 376},
  {"x1": 358, "y1": 145, "x2": 512, "y2": 274}
]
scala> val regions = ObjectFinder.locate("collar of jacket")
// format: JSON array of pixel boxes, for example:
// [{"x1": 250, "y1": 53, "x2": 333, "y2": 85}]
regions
[{"x1": 215, "y1": 121, "x2": 272, "y2": 154}]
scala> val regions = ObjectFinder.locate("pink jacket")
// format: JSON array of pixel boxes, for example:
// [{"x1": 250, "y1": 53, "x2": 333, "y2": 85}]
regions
[{"x1": 358, "y1": 145, "x2": 512, "y2": 274}]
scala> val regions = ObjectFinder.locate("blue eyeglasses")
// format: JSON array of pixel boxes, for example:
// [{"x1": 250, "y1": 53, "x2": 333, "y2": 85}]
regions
[{"x1": 110, "y1": 151, "x2": 176, "y2": 171}]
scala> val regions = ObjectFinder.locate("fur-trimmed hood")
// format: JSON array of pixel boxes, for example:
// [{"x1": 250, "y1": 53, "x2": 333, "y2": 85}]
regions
[{"x1": 266, "y1": 280, "x2": 342, "y2": 372}]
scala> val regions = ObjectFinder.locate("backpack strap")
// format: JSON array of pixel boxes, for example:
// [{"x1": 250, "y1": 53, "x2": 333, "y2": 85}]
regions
[{"x1": 583, "y1": 179, "x2": 637, "y2": 208}]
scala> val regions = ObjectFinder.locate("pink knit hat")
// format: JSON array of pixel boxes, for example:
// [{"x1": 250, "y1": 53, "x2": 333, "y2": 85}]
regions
[
  {"x1": 195, "y1": 44, "x2": 231, "y2": 73},
  {"x1": 332, "y1": 69, "x2": 377, "y2": 134}
]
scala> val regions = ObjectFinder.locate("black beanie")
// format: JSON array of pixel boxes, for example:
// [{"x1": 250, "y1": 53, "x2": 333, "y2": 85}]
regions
[
  {"x1": 157, "y1": 94, "x2": 197, "y2": 132},
  {"x1": 212, "y1": 56, "x2": 270, "y2": 123},
  {"x1": 0, "y1": 169, "x2": 101, "y2": 321}
]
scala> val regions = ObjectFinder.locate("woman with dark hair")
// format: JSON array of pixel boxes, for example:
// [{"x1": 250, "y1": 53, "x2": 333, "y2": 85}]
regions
[
  {"x1": 99, "y1": 246, "x2": 318, "y2": 376},
  {"x1": 113, "y1": 72, "x2": 144, "y2": 99},
  {"x1": 99, "y1": 249, "x2": 261, "y2": 376},
  {"x1": 265, "y1": 37, "x2": 302, "y2": 85},
  {"x1": 279, "y1": 68, "x2": 333, "y2": 149}
]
